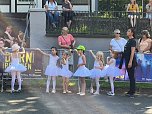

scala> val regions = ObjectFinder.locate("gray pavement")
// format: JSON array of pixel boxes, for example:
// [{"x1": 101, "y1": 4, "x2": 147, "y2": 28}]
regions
[{"x1": 0, "y1": 87, "x2": 152, "y2": 114}]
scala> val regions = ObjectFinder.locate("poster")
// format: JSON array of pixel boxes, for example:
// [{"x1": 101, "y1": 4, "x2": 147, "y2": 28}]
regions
[
  {"x1": 115, "y1": 53, "x2": 152, "y2": 82},
  {"x1": 0, "y1": 49, "x2": 43, "y2": 77}
]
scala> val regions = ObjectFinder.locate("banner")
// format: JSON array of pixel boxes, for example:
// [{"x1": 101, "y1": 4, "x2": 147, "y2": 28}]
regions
[
  {"x1": 115, "y1": 53, "x2": 152, "y2": 82},
  {"x1": 0, "y1": 49, "x2": 43, "y2": 77}
]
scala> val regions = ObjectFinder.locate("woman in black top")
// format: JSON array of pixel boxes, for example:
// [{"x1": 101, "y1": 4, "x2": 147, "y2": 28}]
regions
[
  {"x1": 119, "y1": 28, "x2": 137, "y2": 97},
  {"x1": 62, "y1": 0, "x2": 73, "y2": 28}
]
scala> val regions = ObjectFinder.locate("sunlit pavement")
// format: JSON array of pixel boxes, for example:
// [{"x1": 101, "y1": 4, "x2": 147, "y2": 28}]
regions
[{"x1": 0, "y1": 86, "x2": 152, "y2": 114}]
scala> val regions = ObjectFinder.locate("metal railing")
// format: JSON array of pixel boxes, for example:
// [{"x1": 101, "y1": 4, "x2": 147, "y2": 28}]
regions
[
  {"x1": 1, "y1": 49, "x2": 152, "y2": 92},
  {"x1": 46, "y1": 11, "x2": 152, "y2": 38}
]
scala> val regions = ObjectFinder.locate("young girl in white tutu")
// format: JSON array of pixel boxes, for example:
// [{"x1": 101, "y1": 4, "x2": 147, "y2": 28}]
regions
[
  {"x1": 0, "y1": 44, "x2": 27, "y2": 93},
  {"x1": 59, "y1": 50, "x2": 73, "y2": 94},
  {"x1": 103, "y1": 51, "x2": 120, "y2": 96},
  {"x1": 38, "y1": 47, "x2": 59, "y2": 93},
  {"x1": 89, "y1": 50, "x2": 104, "y2": 95},
  {"x1": 73, "y1": 45, "x2": 91, "y2": 96}
]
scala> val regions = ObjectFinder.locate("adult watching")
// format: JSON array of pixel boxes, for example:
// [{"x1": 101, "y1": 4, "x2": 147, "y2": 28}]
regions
[
  {"x1": 119, "y1": 28, "x2": 137, "y2": 98},
  {"x1": 138, "y1": 30, "x2": 152, "y2": 53},
  {"x1": 126, "y1": 0, "x2": 139, "y2": 27},
  {"x1": 45, "y1": 0, "x2": 59, "y2": 28},
  {"x1": 58, "y1": 27, "x2": 75, "y2": 65},
  {"x1": 110, "y1": 29, "x2": 127, "y2": 53},
  {"x1": 62, "y1": 0, "x2": 73, "y2": 28}
]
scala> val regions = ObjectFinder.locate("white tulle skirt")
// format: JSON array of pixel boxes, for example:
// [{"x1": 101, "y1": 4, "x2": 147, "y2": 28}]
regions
[
  {"x1": 45, "y1": 65, "x2": 59, "y2": 76},
  {"x1": 73, "y1": 66, "x2": 91, "y2": 77},
  {"x1": 90, "y1": 68, "x2": 104, "y2": 78},
  {"x1": 5, "y1": 63, "x2": 27, "y2": 72},
  {"x1": 59, "y1": 68, "x2": 73, "y2": 78},
  {"x1": 101, "y1": 65, "x2": 121, "y2": 77}
]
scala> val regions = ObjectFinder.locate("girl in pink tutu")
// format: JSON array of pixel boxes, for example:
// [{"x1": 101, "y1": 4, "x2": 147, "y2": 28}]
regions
[
  {"x1": 103, "y1": 51, "x2": 120, "y2": 96},
  {"x1": 38, "y1": 47, "x2": 59, "y2": 93},
  {"x1": 89, "y1": 50, "x2": 104, "y2": 95},
  {"x1": 59, "y1": 50, "x2": 73, "y2": 94},
  {"x1": 1, "y1": 44, "x2": 26, "y2": 93}
]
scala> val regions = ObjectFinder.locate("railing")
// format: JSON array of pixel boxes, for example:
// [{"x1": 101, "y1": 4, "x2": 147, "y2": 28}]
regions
[
  {"x1": 46, "y1": 11, "x2": 152, "y2": 38},
  {"x1": 0, "y1": 48, "x2": 152, "y2": 92}
]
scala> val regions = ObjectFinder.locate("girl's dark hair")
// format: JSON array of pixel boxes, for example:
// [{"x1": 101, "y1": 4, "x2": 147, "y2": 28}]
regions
[
  {"x1": 129, "y1": 28, "x2": 136, "y2": 38},
  {"x1": 51, "y1": 46, "x2": 58, "y2": 55}
]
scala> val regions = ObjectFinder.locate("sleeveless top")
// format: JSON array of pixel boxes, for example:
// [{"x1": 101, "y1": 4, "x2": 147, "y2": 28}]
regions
[
  {"x1": 78, "y1": 56, "x2": 85, "y2": 67},
  {"x1": 109, "y1": 58, "x2": 116, "y2": 67},
  {"x1": 62, "y1": 59, "x2": 69, "y2": 69},
  {"x1": 49, "y1": 54, "x2": 59, "y2": 66},
  {"x1": 139, "y1": 38, "x2": 152, "y2": 53},
  {"x1": 11, "y1": 53, "x2": 20, "y2": 65},
  {"x1": 128, "y1": 4, "x2": 138, "y2": 12},
  {"x1": 93, "y1": 60, "x2": 100, "y2": 68}
]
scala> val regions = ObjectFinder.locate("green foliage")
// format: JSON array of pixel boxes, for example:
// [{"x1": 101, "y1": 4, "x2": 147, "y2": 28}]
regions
[{"x1": 98, "y1": 0, "x2": 149, "y2": 11}]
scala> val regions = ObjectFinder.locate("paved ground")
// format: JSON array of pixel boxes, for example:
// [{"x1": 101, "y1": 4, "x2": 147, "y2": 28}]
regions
[{"x1": 0, "y1": 86, "x2": 152, "y2": 114}]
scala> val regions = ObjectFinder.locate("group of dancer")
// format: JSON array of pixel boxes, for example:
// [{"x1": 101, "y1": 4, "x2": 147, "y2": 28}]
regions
[{"x1": 0, "y1": 42, "x2": 121, "y2": 96}]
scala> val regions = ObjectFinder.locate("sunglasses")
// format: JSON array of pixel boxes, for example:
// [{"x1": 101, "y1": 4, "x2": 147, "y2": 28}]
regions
[{"x1": 115, "y1": 33, "x2": 120, "y2": 34}]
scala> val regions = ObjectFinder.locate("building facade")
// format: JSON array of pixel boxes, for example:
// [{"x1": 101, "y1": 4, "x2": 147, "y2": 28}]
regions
[{"x1": 0, "y1": 0, "x2": 97, "y2": 13}]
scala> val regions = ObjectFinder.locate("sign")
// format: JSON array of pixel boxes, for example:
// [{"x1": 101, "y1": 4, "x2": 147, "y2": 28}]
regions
[
  {"x1": 115, "y1": 53, "x2": 152, "y2": 82},
  {"x1": 0, "y1": 49, "x2": 43, "y2": 77}
]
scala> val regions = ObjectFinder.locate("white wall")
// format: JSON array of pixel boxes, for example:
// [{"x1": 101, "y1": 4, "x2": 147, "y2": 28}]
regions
[
  {"x1": 11, "y1": 0, "x2": 15, "y2": 13},
  {"x1": 0, "y1": 5, "x2": 9, "y2": 13}
]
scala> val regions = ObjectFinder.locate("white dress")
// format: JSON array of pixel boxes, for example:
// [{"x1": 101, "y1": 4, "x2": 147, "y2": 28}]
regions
[
  {"x1": 90, "y1": 60, "x2": 104, "y2": 78},
  {"x1": 45, "y1": 54, "x2": 59, "y2": 76},
  {"x1": 101, "y1": 58, "x2": 120, "y2": 77},
  {"x1": 59, "y1": 59, "x2": 73, "y2": 77},
  {"x1": 73, "y1": 56, "x2": 91, "y2": 77},
  {"x1": 5, "y1": 54, "x2": 27, "y2": 72}
]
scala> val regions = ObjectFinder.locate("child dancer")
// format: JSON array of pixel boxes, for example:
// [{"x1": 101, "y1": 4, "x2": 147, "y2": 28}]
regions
[
  {"x1": 73, "y1": 45, "x2": 91, "y2": 96},
  {"x1": 38, "y1": 47, "x2": 59, "y2": 93},
  {"x1": 89, "y1": 50, "x2": 104, "y2": 95},
  {"x1": 103, "y1": 50, "x2": 120, "y2": 96},
  {"x1": 59, "y1": 50, "x2": 73, "y2": 94},
  {"x1": 1, "y1": 44, "x2": 27, "y2": 93}
]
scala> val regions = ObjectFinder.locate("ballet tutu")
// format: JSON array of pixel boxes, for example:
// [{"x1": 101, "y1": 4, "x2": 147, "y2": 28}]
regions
[
  {"x1": 90, "y1": 69, "x2": 104, "y2": 78},
  {"x1": 102, "y1": 66, "x2": 121, "y2": 77},
  {"x1": 59, "y1": 68, "x2": 73, "y2": 77},
  {"x1": 5, "y1": 64, "x2": 27, "y2": 72},
  {"x1": 73, "y1": 66, "x2": 91, "y2": 77},
  {"x1": 45, "y1": 65, "x2": 60, "y2": 76}
]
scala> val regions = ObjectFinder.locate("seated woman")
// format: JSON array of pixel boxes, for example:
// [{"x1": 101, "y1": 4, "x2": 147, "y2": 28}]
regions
[
  {"x1": 44, "y1": 0, "x2": 59, "y2": 28},
  {"x1": 62, "y1": 0, "x2": 73, "y2": 28},
  {"x1": 126, "y1": 0, "x2": 139, "y2": 27},
  {"x1": 138, "y1": 30, "x2": 152, "y2": 53}
]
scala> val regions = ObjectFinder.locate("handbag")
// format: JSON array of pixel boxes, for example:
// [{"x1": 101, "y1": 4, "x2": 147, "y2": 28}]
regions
[{"x1": 62, "y1": 35, "x2": 74, "y2": 49}]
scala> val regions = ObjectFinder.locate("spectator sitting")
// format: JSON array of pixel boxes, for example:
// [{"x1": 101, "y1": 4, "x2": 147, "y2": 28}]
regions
[
  {"x1": 17, "y1": 31, "x2": 26, "y2": 47},
  {"x1": 3, "y1": 26, "x2": 14, "y2": 48},
  {"x1": 146, "y1": 0, "x2": 152, "y2": 30},
  {"x1": 62, "y1": 0, "x2": 73, "y2": 28},
  {"x1": 126, "y1": 0, "x2": 139, "y2": 27},
  {"x1": 58, "y1": 27, "x2": 75, "y2": 65},
  {"x1": 146, "y1": 0, "x2": 152, "y2": 19},
  {"x1": 138, "y1": 30, "x2": 152, "y2": 53},
  {"x1": 44, "y1": 0, "x2": 59, "y2": 28}
]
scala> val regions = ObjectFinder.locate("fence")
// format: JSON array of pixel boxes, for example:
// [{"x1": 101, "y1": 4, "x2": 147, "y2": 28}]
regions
[
  {"x1": 46, "y1": 11, "x2": 152, "y2": 38},
  {"x1": 0, "y1": 49, "x2": 152, "y2": 92}
]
